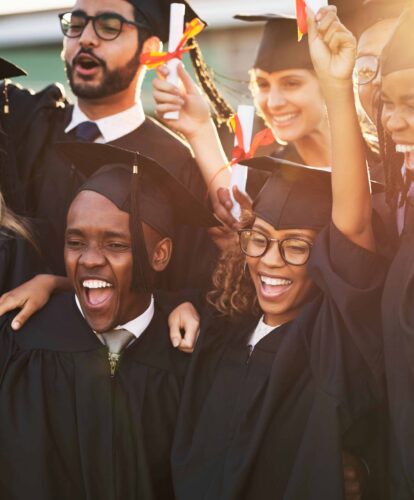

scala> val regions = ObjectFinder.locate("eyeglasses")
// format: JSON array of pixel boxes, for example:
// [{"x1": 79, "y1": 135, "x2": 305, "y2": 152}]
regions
[
  {"x1": 238, "y1": 229, "x2": 313, "y2": 266},
  {"x1": 354, "y1": 55, "x2": 380, "y2": 85},
  {"x1": 59, "y1": 11, "x2": 142, "y2": 41}
]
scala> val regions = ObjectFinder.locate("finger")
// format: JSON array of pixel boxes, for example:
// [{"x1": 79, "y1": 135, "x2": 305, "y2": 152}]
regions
[
  {"x1": 153, "y1": 88, "x2": 185, "y2": 106},
  {"x1": 169, "y1": 323, "x2": 184, "y2": 348},
  {"x1": 177, "y1": 63, "x2": 201, "y2": 95},
  {"x1": 11, "y1": 301, "x2": 38, "y2": 330},
  {"x1": 217, "y1": 187, "x2": 233, "y2": 210},
  {"x1": 213, "y1": 204, "x2": 237, "y2": 229},
  {"x1": 155, "y1": 103, "x2": 183, "y2": 115},
  {"x1": 152, "y1": 77, "x2": 182, "y2": 96},
  {"x1": 157, "y1": 65, "x2": 169, "y2": 78},
  {"x1": 233, "y1": 186, "x2": 253, "y2": 211},
  {"x1": 0, "y1": 292, "x2": 24, "y2": 316},
  {"x1": 306, "y1": 7, "x2": 319, "y2": 43},
  {"x1": 328, "y1": 32, "x2": 355, "y2": 56},
  {"x1": 316, "y1": 9, "x2": 338, "y2": 35}
]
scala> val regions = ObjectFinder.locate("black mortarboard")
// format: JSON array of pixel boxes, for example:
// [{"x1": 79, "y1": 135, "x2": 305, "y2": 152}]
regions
[
  {"x1": 57, "y1": 142, "x2": 217, "y2": 292},
  {"x1": 331, "y1": 0, "x2": 410, "y2": 37},
  {"x1": 234, "y1": 14, "x2": 313, "y2": 73},
  {"x1": 241, "y1": 156, "x2": 383, "y2": 230},
  {"x1": 0, "y1": 57, "x2": 27, "y2": 80},
  {"x1": 381, "y1": 6, "x2": 414, "y2": 77},
  {"x1": 126, "y1": 0, "x2": 204, "y2": 42}
]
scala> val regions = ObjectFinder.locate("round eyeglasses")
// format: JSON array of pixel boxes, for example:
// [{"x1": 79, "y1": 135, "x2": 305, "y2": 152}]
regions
[
  {"x1": 238, "y1": 229, "x2": 313, "y2": 266},
  {"x1": 59, "y1": 11, "x2": 143, "y2": 41},
  {"x1": 354, "y1": 55, "x2": 380, "y2": 85}
]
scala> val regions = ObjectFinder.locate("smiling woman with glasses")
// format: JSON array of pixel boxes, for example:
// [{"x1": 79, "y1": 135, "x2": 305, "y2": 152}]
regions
[{"x1": 59, "y1": 10, "x2": 144, "y2": 41}]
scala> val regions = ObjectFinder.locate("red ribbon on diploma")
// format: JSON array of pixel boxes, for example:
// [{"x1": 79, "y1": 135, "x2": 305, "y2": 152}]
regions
[
  {"x1": 230, "y1": 114, "x2": 275, "y2": 164},
  {"x1": 140, "y1": 18, "x2": 205, "y2": 69},
  {"x1": 296, "y1": 0, "x2": 308, "y2": 41}
]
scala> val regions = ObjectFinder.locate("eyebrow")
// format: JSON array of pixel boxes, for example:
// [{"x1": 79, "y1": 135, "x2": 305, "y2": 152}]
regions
[
  {"x1": 252, "y1": 224, "x2": 314, "y2": 241},
  {"x1": 65, "y1": 228, "x2": 130, "y2": 239}
]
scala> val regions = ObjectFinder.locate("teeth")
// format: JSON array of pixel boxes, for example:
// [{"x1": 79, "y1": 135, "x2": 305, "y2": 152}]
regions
[
  {"x1": 260, "y1": 276, "x2": 292, "y2": 286},
  {"x1": 82, "y1": 279, "x2": 113, "y2": 289},
  {"x1": 396, "y1": 144, "x2": 414, "y2": 153},
  {"x1": 273, "y1": 113, "x2": 298, "y2": 124}
]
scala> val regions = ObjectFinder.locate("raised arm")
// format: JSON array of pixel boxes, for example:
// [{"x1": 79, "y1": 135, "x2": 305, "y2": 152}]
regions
[
  {"x1": 153, "y1": 64, "x2": 230, "y2": 197},
  {"x1": 307, "y1": 6, "x2": 375, "y2": 251}
]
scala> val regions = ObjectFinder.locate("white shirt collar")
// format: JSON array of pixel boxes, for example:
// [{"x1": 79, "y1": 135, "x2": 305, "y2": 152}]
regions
[
  {"x1": 248, "y1": 315, "x2": 280, "y2": 349},
  {"x1": 75, "y1": 294, "x2": 155, "y2": 340},
  {"x1": 65, "y1": 101, "x2": 145, "y2": 143}
]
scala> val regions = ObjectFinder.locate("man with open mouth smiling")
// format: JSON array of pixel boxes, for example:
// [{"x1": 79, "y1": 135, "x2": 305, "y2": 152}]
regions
[{"x1": 0, "y1": 141, "x2": 217, "y2": 500}]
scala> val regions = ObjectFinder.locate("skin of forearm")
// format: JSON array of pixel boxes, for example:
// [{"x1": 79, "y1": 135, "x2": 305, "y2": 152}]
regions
[
  {"x1": 322, "y1": 81, "x2": 374, "y2": 250},
  {"x1": 186, "y1": 119, "x2": 231, "y2": 200}
]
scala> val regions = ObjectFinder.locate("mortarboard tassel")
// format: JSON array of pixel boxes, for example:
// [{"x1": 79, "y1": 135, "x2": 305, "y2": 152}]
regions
[
  {"x1": 129, "y1": 154, "x2": 154, "y2": 293},
  {"x1": 2, "y1": 80, "x2": 9, "y2": 114}
]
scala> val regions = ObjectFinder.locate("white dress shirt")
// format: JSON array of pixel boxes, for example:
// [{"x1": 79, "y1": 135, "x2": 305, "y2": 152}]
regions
[
  {"x1": 75, "y1": 294, "x2": 155, "y2": 346},
  {"x1": 248, "y1": 315, "x2": 280, "y2": 350},
  {"x1": 65, "y1": 101, "x2": 146, "y2": 143}
]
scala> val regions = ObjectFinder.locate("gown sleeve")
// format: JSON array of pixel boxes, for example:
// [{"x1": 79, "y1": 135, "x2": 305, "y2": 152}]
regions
[{"x1": 306, "y1": 223, "x2": 387, "y2": 417}]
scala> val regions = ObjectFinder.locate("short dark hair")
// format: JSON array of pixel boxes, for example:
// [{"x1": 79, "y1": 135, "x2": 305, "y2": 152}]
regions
[{"x1": 132, "y1": 7, "x2": 151, "y2": 48}]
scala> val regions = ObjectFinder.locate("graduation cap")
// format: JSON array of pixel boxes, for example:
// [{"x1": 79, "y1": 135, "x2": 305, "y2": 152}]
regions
[
  {"x1": 126, "y1": 0, "x2": 203, "y2": 42},
  {"x1": 0, "y1": 57, "x2": 27, "y2": 80},
  {"x1": 241, "y1": 156, "x2": 383, "y2": 230},
  {"x1": 57, "y1": 142, "x2": 218, "y2": 293},
  {"x1": 331, "y1": 0, "x2": 410, "y2": 37},
  {"x1": 234, "y1": 14, "x2": 313, "y2": 74},
  {"x1": 381, "y1": 6, "x2": 414, "y2": 77}
]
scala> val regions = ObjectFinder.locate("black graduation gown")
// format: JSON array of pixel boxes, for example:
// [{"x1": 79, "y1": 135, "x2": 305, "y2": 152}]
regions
[
  {"x1": 0, "y1": 292, "x2": 189, "y2": 500},
  {"x1": 0, "y1": 230, "x2": 46, "y2": 294},
  {"x1": 382, "y1": 199, "x2": 414, "y2": 499},
  {"x1": 2, "y1": 83, "x2": 218, "y2": 290},
  {"x1": 172, "y1": 224, "x2": 387, "y2": 500}
]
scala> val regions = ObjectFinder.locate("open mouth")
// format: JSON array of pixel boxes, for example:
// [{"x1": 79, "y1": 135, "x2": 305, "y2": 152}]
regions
[
  {"x1": 82, "y1": 279, "x2": 114, "y2": 308},
  {"x1": 74, "y1": 54, "x2": 102, "y2": 75},
  {"x1": 259, "y1": 275, "x2": 293, "y2": 299},
  {"x1": 396, "y1": 144, "x2": 414, "y2": 171}
]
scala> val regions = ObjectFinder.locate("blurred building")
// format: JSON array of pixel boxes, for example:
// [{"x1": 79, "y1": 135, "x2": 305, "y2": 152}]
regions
[{"x1": 0, "y1": 0, "x2": 293, "y2": 112}]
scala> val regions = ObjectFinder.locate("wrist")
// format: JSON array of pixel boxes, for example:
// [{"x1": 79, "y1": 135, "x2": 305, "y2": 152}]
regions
[
  {"x1": 320, "y1": 78, "x2": 354, "y2": 95},
  {"x1": 186, "y1": 118, "x2": 216, "y2": 143}
]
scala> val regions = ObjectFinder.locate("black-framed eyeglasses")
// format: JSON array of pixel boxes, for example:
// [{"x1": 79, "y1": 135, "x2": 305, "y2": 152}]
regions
[
  {"x1": 354, "y1": 55, "x2": 380, "y2": 85},
  {"x1": 59, "y1": 11, "x2": 143, "y2": 41},
  {"x1": 238, "y1": 229, "x2": 313, "y2": 266}
]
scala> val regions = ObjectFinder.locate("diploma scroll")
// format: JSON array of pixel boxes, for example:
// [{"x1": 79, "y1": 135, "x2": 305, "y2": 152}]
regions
[
  {"x1": 164, "y1": 3, "x2": 186, "y2": 120},
  {"x1": 306, "y1": 0, "x2": 329, "y2": 12},
  {"x1": 230, "y1": 105, "x2": 255, "y2": 220}
]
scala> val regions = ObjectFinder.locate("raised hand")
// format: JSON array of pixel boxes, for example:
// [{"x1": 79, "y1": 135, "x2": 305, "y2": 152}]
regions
[
  {"x1": 307, "y1": 6, "x2": 356, "y2": 86},
  {"x1": 152, "y1": 63, "x2": 211, "y2": 139}
]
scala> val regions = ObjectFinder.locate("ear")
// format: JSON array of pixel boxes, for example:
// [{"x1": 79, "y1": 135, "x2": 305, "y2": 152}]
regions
[
  {"x1": 150, "y1": 237, "x2": 172, "y2": 272},
  {"x1": 141, "y1": 36, "x2": 162, "y2": 55}
]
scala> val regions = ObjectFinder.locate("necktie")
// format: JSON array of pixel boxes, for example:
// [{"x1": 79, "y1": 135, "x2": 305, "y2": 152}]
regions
[
  {"x1": 100, "y1": 328, "x2": 135, "y2": 376},
  {"x1": 75, "y1": 121, "x2": 101, "y2": 142}
]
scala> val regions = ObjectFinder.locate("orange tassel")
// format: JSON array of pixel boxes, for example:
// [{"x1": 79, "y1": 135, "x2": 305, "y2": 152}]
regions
[{"x1": 296, "y1": 0, "x2": 308, "y2": 41}]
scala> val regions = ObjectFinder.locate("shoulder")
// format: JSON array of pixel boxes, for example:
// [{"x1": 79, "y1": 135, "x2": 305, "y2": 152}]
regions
[
  {"x1": 14, "y1": 292, "x2": 99, "y2": 352},
  {"x1": 141, "y1": 117, "x2": 194, "y2": 158}
]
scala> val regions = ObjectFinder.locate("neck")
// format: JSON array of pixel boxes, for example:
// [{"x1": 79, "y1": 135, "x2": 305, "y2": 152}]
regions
[
  {"x1": 121, "y1": 292, "x2": 152, "y2": 325},
  {"x1": 292, "y1": 120, "x2": 331, "y2": 168},
  {"x1": 264, "y1": 307, "x2": 300, "y2": 327}
]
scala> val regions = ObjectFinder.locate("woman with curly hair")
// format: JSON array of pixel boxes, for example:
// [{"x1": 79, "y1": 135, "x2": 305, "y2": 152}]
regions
[{"x1": 168, "y1": 8, "x2": 388, "y2": 500}]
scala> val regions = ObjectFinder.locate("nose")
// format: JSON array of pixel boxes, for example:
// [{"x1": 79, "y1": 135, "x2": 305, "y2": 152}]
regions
[
  {"x1": 78, "y1": 19, "x2": 99, "y2": 48},
  {"x1": 385, "y1": 108, "x2": 407, "y2": 133},
  {"x1": 79, "y1": 244, "x2": 106, "y2": 268},
  {"x1": 260, "y1": 241, "x2": 286, "y2": 268},
  {"x1": 267, "y1": 85, "x2": 287, "y2": 110}
]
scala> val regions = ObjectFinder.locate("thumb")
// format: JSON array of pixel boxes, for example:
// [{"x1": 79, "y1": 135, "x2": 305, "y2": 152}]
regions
[
  {"x1": 177, "y1": 63, "x2": 199, "y2": 95},
  {"x1": 306, "y1": 6, "x2": 318, "y2": 43}
]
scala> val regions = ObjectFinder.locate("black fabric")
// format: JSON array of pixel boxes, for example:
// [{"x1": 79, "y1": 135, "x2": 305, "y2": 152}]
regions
[
  {"x1": 234, "y1": 14, "x2": 313, "y2": 74},
  {"x1": 0, "y1": 230, "x2": 46, "y2": 294},
  {"x1": 0, "y1": 291, "x2": 189, "y2": 500},
  {"x1": 381, "y1": 6, "x2": 414, "y2": 77},
  {"x1": 0, "y1": 57, "x2": 26, "y2": 80},
  {"x1": 382, "y1": 199, "x2": 414, "y2": 499},
  {"x1": 127, "y1": 0, "x2": 203, "y2": 42},
  {"x1": 1, "y1": 83, "x2": 219, "y2": 291},
  {"x1": 172, "y1": 224, "x2": 387, "y2": 500}
]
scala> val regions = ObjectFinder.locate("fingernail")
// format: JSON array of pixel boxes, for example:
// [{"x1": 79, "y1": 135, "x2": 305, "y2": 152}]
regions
[
  {"x1": 11, "y1": 320, "x2": 20, "y2": 330},
  {"x1": 172, "y1": 338, "x2": 180, "y2": 348},
  {"x1": 316, "y1": 12, "x2": 322, "y2": 21}
]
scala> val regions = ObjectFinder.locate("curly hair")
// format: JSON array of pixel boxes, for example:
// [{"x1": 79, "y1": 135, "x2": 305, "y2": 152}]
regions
[
  {"x1": 207, "y1": 211, "x2": 259, "y2": 318},
  {"x1": 376, "y1": 100, "x2": 406, "y2": 210}
]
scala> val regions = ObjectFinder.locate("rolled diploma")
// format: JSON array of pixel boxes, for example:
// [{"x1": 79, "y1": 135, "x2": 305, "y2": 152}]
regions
[
  {"x1": 164, "y1": 3, "x2": 186, "y2": 120},
  {"x1": 230, "y1": 105, "x2": 255, "y2": 220},
  {"x1": 306, "y1": 0, "x2": 329, "y2": 12}
]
